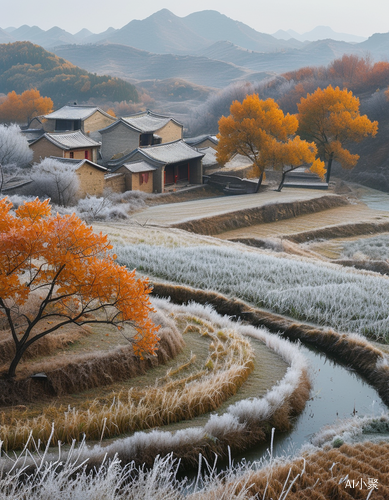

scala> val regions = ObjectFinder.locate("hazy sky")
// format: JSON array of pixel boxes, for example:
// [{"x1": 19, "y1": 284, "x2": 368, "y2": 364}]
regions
[{"x1": 2, "y1": 0, "x2": 389, "y2": 37}]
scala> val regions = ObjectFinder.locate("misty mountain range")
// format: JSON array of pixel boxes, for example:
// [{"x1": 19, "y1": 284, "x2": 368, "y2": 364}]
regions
[
  {"x1": 1, "y1": 9, "x2": 369, "y2": 53},
  {"x1": 2, "y1": 9, "x2": 389, "y2": 92}
]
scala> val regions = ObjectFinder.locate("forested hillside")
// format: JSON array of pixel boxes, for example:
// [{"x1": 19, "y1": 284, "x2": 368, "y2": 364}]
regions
[
  {"x1": 189, "y1": 55, "x2": 389, "y2": 191},
  {"x1": 0, "y1": 42, "x2": 138, "y2": 106}
]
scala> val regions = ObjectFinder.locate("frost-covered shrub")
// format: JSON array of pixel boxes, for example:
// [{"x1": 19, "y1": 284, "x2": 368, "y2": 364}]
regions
[
  {"x1": 115, "y1": 243, "x2": 389, "y2": 339},
  {"x1": 28, "y1": 158, "x2": 80, "y2": 206},
  {"x1": 341, "y1": 234, "x2": 389, "y2": 261},
  {"x1": 0, "y1": 124, "x2": 32, "y2": 170},
  {"x1": 75, "y1": 195, "x2": 129, "y2": 221}
]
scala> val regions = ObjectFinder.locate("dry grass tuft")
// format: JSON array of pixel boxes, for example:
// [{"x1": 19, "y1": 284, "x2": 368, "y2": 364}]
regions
[
  {"x1": 240, "y1": 441, "x2": 389, "y2": 499},
  {"x1": 0, "y1": 312, "x2": 255, "y2": 452}
]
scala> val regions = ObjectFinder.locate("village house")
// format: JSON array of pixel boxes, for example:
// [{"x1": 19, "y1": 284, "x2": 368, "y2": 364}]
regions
[
  {"x1": 184, "y1": 134, "x2": 218, "y2": 150},
  {"x1": 108, "y1": 140, "x2": 204, "y2": 193},
  {"x1": 42, "y1": 104, "x2": 116, "y2": 135},
  {"x1": 99, "y1": 110, "x2": 183, "y2": 165},
  {"x1": 48, "y1": 157, "x2": 109, "y2": 197},
  {"x1": 29, "y1": 130, "x2": 101, "y2": 164}
]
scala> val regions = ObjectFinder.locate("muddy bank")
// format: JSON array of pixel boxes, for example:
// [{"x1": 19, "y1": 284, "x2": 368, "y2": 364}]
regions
[
  {"x1": 172, "y1": 195, "x2": 348, "y2": 236},
  {"x1": 152, "y1": 282, "x2": 389, "y2": 408}
]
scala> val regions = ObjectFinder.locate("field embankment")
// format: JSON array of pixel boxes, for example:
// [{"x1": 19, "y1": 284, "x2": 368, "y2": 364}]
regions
[{"x1": 172, "y1": 195, "x2": 348, "y2": 235}]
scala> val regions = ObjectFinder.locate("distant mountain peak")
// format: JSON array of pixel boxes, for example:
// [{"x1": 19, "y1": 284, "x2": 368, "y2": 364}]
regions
[{"x1": 273, "y1": 25, "x2": 367, "y2": 43}]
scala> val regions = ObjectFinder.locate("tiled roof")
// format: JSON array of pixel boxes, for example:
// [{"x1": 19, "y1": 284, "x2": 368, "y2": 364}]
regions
[
  {"x1": 122, "y1": 115, "x2": 171, "y2": 133},
  {"x1": 49, "y1": 156, "x2": 107, "y2": 172},
  {"x1": 122, "y1": 161, "x2": 157, "y2": 173},
  {"x1": 21, "y1": 128, "x2": 45, "y2": 143},
  {"x1": 99, "y1": 110, "x2": 182, "y2": 134},
  {"x1": 184, "y1": 134, "x2": 218, "y2": 146},
  {"x1": 40, "y1": 131, "x2": 100, "y2": 150},
  {"x1": 44, "y1": 105, "x2": 113, "y2": 121},
  {"x1": 198, "y1": 147, "x2": 218, "y2": 167},
  {"x1": 138, "y1": 140, "x2": 204, "y2": 164}
]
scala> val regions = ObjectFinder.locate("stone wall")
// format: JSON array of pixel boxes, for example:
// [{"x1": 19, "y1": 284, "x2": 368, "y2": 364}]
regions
[
  {"x1": 76, "y1": 164, "x2": 105, "y2": 197},
  {"x1": 30, "y1": 138, "x2": 63, "y2": 163},
  {"x1": 157, "y1": 121, "x2": 183, "y2": 143}
]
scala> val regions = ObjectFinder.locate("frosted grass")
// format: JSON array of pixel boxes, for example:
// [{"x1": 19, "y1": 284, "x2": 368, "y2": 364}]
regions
[
  {"x1": 341, "y1": 234, "x2": 389, "y2": 261},
  {"x1": 0, "y1": 300, "x2": 309, "y2": 499},
  {"x1": 116, "y1": 244, "x2": 389, "y2": 340}
]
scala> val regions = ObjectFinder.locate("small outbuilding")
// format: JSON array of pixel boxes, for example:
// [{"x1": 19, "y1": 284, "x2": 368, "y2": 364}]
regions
[
  {"x1": 48, "y1": 157, "x2": 108, "y2": 197},
  {"x1": 109, "y1": 140, "x2": 204, "y2": 193},
  {"x1": 29, "y1": 130, "x2": 101, "y2": 164}
]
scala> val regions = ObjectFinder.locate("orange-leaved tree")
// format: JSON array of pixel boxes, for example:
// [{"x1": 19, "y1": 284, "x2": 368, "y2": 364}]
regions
[
  {"x1": 0, "y1": 198, "x2": 160, "y2": 378},
  {"x1": 0, "y1": 89, "x2": 53, "y2": 125},
  {"x1": 297, "y1": 85, "x2": 378, "y2": 183},
  {"x1": 216, "y1": 95, "x2": 325, "y2": 192}
]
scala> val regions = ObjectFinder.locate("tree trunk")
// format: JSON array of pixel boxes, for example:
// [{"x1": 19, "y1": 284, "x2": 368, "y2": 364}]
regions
[
  {"x1": 277, "y1": 170, "x2": 288, "y2": 192},
  {"x1": 255, "y1": 173, "x2": 264, "y2": 193},
  {"x1": 325, "y1": 154, "x2": 334, "y2": 184},
  {"x1": 7, "y1": 344, "x2": 28, "y2": 379}
]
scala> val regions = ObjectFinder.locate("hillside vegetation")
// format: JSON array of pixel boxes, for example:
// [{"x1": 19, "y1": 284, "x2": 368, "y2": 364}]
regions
[{"x1": 0, "y1": 42, "x2": 138, "y2": 106}]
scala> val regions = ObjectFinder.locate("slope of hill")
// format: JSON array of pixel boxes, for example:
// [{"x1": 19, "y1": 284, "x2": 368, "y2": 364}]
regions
[
  {"x1": 182, "y1": 10, "x2": 303, "y2": 51},
  {"x1": 195, "y1": 39, "x2": 360, "y2": 73},
  {"x1": 9, "y1": 25, "x2": 76, "y2": 48},
  {"x1": 88, "y1": 9, "x2": 210, "y2": 54},
  {"x1": 0, "y1": 27, "x2": 14, "y2": 43},
  {"x1": 273, "y1": 26, "x2": 366, "y2": 43},
  {"x1": 0, "y1": 42, "x2": 138, "y2": 106},
  {"x1": 53, "y1": 43, "x2": 255, "y2": 89}
]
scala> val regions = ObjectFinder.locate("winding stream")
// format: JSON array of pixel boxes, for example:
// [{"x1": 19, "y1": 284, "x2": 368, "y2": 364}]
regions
[{"x1": 238, "y1": 342, "x2": 387, "y2": 463}]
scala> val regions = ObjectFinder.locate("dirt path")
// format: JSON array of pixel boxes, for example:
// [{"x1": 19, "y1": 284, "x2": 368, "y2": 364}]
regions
[{"x1": 131, "y1": 189, "x2": 338, "y2": 226}]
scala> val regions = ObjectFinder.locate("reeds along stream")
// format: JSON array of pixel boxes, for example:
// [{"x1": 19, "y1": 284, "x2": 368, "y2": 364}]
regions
[{"x1": 239, "y1": 342, "x2": 387, "y2": 464}]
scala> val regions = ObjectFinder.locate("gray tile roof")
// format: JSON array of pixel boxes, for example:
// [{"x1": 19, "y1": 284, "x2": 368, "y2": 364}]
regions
[
  {"x1": 122, "y1": 115, "x2": 170, "y2": 133},
  {"x1": 122, "y1": 161, "x2": 157, "y2": 173},
  {"x1": 184, "y1": 134, "x2": 218, "y2": 146},
  {"x1": 198, "y1": 147, "x2": 218, "y2": 167},
  {"x1": 44, "y1": 105, "x2": 112, "y2": 121},
  {"x1": 49, "y1": 156, "x2": 107, "y2": 172},
  {"x1": 122, "y1": 110, "x2": 182, "y2": 133},
  {"x1": 42, "y1": 131, "x2": 100, "y2": 150},
  {"x1": 138, "y1": 140, "x2": 204, "y2": 164}
]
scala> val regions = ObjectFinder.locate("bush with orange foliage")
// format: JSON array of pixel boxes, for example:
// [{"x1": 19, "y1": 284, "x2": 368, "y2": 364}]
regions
[
  {"x1": 0, "y1": 198, "x2": 159, "y2": 378},
  {"x1": 0, "y1": 88, "x2": 53, "y2": 124},
  {"x1": 298, "y1": 85, "x2": 378, "y2": 182},
  {"x1": 217, "y1": 94, "x2": 325, "y2": 191}
]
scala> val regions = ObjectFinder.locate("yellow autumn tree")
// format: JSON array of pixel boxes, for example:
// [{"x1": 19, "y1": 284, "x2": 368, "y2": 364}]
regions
[
  {"x1": 298, "y1": 85, "x2": 378, "y2": 183},
  {"x1": 216, "y1": 95, "x2": 325, "y2": 191},
  {"x1": 0, "y1": 198, "x2": 160, "y2": 378},
  {"x1": 0, "y1": 89, "x2": 53, "y2": 125}
]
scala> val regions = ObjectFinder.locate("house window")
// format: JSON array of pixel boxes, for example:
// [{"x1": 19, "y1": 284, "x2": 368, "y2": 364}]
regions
[
  {"x1": 85, "y1": 150, "x2": 89, "y2": 159},
  {"x1": 56, "y1": 119, "x2": 73, "y2": 131},
  {"x1": 139, "y1": 172, "x2": 149, "y2": 185},
  {"x1": 70, "y1": 152, "x2": 74, "y2": 158}
]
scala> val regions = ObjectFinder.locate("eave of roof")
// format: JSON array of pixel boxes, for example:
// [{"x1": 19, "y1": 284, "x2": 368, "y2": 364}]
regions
[
  {"x1": 134, "y1": 140, "x2": 204, "y2": 164},
  {"x1": 44, "y1": 105, "x2": 115, "y2": 121},
  {"x1": 31, "y1": 131, "x2": 101, "y2": 150},
  {"x1": 121, "y1": 161, "x2": 158, "y2": 173},
  {"x1": 49, "y1": 156, "x2": 107, "y2": 172}
]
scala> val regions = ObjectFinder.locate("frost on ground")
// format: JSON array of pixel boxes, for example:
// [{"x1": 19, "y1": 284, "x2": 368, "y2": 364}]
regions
[
  {"x1": 5, "y1": 190, "x2": 154, "y2": 222},
  {"x1": 116, "y1": 243, "x2": 389, "y2": 341},
  {"x1": 341, "y1": 234, "x2": 389, "y2": 261},
  {"x1": 0, "y1": 300, "x2": 310, "y2": 487}
]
